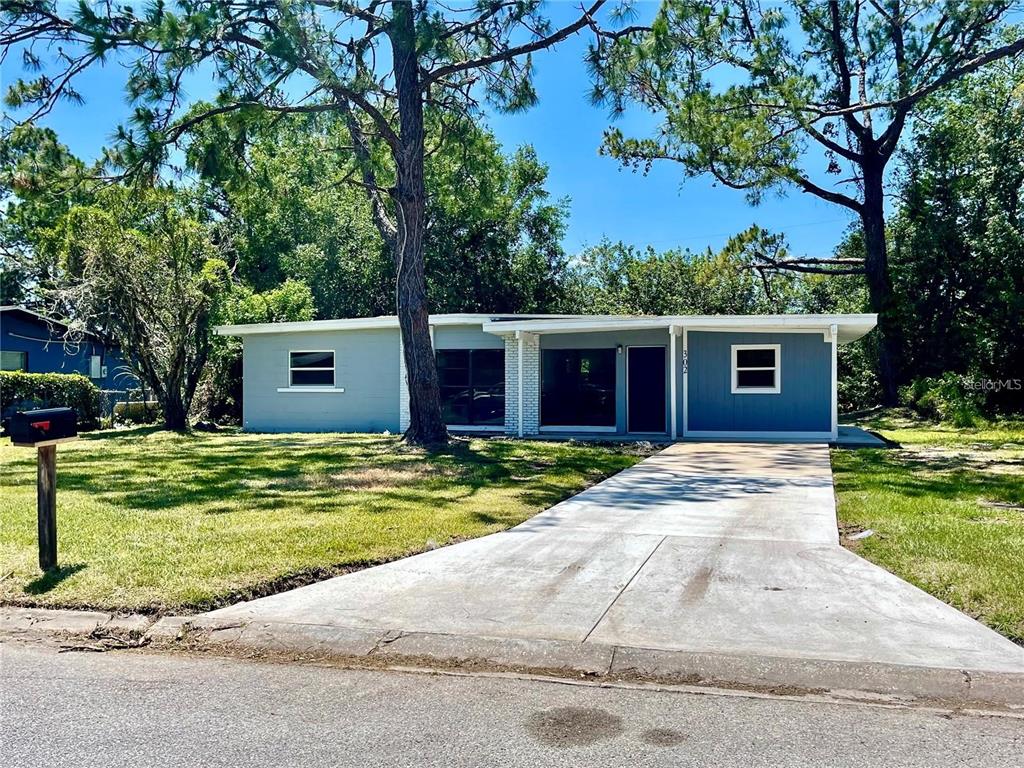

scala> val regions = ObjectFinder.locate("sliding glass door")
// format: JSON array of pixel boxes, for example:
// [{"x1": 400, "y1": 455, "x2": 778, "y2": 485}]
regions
[
  {"x1": 540, "y1": 349, "x2": 616, "y2": 428},
  {"x1": 436, "y1": 349, "x2": 505, "y2": 426}
]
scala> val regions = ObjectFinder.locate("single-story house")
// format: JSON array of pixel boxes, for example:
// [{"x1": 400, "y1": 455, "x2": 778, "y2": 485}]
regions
[
  {"x1": 217, "y1": 313, "x2": 876, "y2": 441},
  {"x1": 1, "y1": 305, "x2": 131, "y2": 391}
]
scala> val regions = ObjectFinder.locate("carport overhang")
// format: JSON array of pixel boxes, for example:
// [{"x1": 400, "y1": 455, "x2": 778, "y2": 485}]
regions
[
  {"x1": 481, "y1": 314, "x2": 876, "y2": 344},
  {"x1": 482, "y1": 314, "x2": 877, "y2": 443}
]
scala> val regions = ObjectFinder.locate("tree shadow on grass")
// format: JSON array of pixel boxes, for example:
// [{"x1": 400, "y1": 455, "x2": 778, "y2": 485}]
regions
[
  {"x1": 21, "y1": 431, "x2": 644, "y2": 517},
  {"x1": 79, "y1": 425, "x2": 168, "y2": 442},
  {"x1": 834, "y1": 451, "x2": 1024, "y2": 505},
  {"x1": 24, "y1": 563, "x2": 87, "y2": 595}
]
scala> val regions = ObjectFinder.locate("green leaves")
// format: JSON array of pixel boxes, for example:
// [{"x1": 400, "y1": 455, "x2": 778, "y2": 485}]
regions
[
  {"x1": 593, "y1": 0, "x2": 1022, "y2": 205},
  {"x1": 890, "y1": 59, "x2": 1024, "y2": 413},
  {"x1": 562, "y1": 227, "x2": 828, "y2": 317},
  {"x1": 0, "y1": 371, "x2": 103, "y2": 430}
]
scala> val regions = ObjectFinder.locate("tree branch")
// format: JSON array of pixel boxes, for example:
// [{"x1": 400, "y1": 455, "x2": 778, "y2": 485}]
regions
[
  {"x1": 825, "y1": 0, "x2": 869, "y2": 142},
  {"x1": 423, "y1": 1, "x2": 606, "y2": 86},
  {"x1": 791, "y1": 172, "x2": 864, "y2": 212},
  {"x1": 748, "y1": 253, "x2": 866, "y2": 275}
]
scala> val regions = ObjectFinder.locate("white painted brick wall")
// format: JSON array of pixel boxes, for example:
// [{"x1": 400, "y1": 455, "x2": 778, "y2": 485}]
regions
[
  {"x1": 503, "y1": 335, "x2": 518, "y2": 433},
  {"x1": 398, "y1": 335, "x2": 410, "y2": 433},
  {"x1": 503, "y1": 333, "x2": 539, "y2": 436}
]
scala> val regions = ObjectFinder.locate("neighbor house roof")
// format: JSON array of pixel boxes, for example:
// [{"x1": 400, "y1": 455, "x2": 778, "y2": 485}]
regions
[
  {"x1": 1, "y1": 305, "x2": 69, "y2": 327},
  {"x1": 0, "y1": 305, "x2": 100, "y2": 338},
  {"x1": 216, "y1": 313, "x2": 877, "y2": 344}
]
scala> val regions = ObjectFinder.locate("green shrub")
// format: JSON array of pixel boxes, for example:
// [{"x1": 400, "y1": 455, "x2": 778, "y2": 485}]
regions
[
  {"x1": 837, "y1": 338, "x2": 881, "y2": 412},
  {"x1": 113, "y1": 401, "x2": 160, "y2": 426},
  {"x1": 900, "y1": 373, "x2": 985, "y2": 427},
  {"x1": 0, "y1": 371, "x2": 102, "y2": 431}
]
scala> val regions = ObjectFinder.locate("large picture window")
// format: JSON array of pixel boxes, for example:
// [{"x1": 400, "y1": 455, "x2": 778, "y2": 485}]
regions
[
  {"x1": 436, "y1": 349, "x2": 505, "y2": 426},
  {"x1": 541, "y1": 349, "x2": 616, "y2": 428},
  {"x1": 289, "y1": 350, "x2": 335, "y2": 387},
  {"x1": 731, "y1": 344, "x2": 780, "y2": 394}
]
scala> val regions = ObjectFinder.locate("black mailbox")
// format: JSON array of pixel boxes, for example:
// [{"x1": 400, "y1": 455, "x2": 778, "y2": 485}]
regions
[{"x1": 9, "y1": 407, "x2": 78, "y2": 447}]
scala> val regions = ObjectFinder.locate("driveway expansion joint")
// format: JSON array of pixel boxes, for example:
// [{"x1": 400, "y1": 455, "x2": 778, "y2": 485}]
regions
[{"x1": 582, "y1": 535, "x2": 667, "y2": 645}]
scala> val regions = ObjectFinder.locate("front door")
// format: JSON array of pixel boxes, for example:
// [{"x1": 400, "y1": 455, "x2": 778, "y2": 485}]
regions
[{"x1": 627, "y1": 346, "x2": 667, "y2": 433}]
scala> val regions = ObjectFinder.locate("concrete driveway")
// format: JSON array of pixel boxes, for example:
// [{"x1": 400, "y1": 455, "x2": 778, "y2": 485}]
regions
[{"x1": 207, "y1": 442, "x2": 1024, "y2": 677}]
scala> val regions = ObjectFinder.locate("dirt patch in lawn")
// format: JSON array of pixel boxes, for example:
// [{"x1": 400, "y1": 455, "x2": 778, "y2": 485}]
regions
[
  {"x1": 979, "y1": 499, "x2": 1024, "y2": 512},
  {"x1": 895, "y1": 445, "x2": 1024, "y2": 475},
  {"x1": 250, "y1": 463, "x2": 467, "y2": 492},
  {"x1": 837, "y1": 521, "x2": 883, "y2": 550}
]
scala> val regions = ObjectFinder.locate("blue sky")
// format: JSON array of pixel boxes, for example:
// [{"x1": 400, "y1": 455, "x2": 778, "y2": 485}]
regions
[
  {"x1": 3, "y1": 2, "x2": 857, "y2": 258},
  {"x1": 483, "y1": 6, "x2": 856, "y2": 256}
]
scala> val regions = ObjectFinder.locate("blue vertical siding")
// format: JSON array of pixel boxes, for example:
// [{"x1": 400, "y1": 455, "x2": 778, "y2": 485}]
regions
[
  {"x1": 1, "y1": 311, "x2": 131, "y2": 390},
  {"x1": 686, "y1": 331, "x2": 831, "y2": 433}
]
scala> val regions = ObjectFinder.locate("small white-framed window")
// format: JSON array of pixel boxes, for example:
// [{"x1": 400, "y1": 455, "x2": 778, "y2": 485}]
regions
[
  {"x1": 288, "y1": 350, "x2": 335, "y2": 387},
  {"x1": 731, "y1": 344, "x2": 780, "y2": 394}
]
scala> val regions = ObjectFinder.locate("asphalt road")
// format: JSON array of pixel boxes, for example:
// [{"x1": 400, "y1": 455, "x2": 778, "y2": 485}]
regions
[{"x1": 2, "y1": 641, "x2": 1022, "y2": 768}]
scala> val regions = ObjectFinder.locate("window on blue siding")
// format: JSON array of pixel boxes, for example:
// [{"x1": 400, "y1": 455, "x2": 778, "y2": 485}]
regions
[
  {"x1": 436, "y1": 349, "x2": 505, "y2": 426},
  {"x1": 1, "y1": 351, "x2": 27, "y2": 371},
  {"x1": 731, "y1": 344, "x2": 780, "y2": 394},
  {"x1": 289, "y1": 351, "x2": 335, "y2": 387}
]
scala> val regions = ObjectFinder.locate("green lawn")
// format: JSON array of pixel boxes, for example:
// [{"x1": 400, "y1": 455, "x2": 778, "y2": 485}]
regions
[
  {"x1": 832, "y1": 410, "x2": 1024, "y2": 643},
  {"x1": 0, "y1": 428, "x2": 648, "y2": 614}
]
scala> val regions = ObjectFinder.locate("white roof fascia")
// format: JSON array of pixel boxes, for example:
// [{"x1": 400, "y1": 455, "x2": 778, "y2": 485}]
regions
[
  {"x1": 215, "y1": 313, "x2": 587, "y2": 336},
  {"x1": 216, "y1": 316, "x2": 401, "y2": 336},
  {"x1": 482, "y1": 314, "x2": 877, "y2": 344},
  {"x1": 217, "y1": 312, "x2": 877, "y2": 344},
  {"x1": 481, "y1": 317, "x2": 670, "y2": 336},
  {"x1": 679, "y1": 314, "x2": 877, "y2": 343}
]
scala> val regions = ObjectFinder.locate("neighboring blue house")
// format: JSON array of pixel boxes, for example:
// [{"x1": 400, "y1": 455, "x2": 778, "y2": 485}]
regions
[
  {"x1": 0, "y1": 306, "x2": 132, "y2": 391},
  {"x1": 217, "y1": 313, "x2": 877, "y2": 442}
]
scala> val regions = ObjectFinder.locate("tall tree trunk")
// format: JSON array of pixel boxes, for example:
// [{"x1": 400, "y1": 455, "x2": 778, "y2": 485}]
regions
[
  {"x1": 391, "y1": 0, "x2": 447, "y2": 446},
  {"x1": 861, "y1": 162, "x2": 902, "y2": 405},
  {"x1": 162, "y1": 393, "x2": 188, "y2": 431}
]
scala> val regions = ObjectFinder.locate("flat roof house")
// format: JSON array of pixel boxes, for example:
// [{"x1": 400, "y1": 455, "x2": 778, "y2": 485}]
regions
[{"x1": 217, "y1": 313, "x2": 876, "y2": 442}]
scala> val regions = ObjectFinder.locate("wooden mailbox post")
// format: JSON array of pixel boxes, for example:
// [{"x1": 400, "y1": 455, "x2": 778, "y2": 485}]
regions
[{"x1": 10, "y1": 408, "x2": 79, "y2": 571}]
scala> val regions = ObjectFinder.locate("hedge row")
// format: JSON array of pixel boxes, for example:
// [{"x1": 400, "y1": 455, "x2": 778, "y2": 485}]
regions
[{"x1": 0, "y1": 371, "x2": 102, "y2": 431}]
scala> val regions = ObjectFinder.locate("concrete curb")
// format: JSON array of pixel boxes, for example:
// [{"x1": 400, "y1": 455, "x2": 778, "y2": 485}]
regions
[
  {"x1": 4, "y1": 607, "x2": 1022, "y2": 709},
  {"x1": 0, "y1": 606, "x2": 155, "y2": 638},
  {"x1": 146, "y1": 615, "x2": 1024, "y2": 709}
]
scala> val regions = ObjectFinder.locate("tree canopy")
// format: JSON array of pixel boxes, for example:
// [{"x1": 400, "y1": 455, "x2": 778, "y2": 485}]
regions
[
  {"x1": 42, "y1": 188, "x2": 230, "y2": 430},
  {"x1": 889, "y1": 58, "x2": 1024, "y2": 412},
  {"x1": 183, "y1": 110, "x2": 571, "y2": 319},
  {"x1": 588, "y1": 0, "x2": 1024, "y2": 402},
  {"x1": 2, "y1": 0, "x2": 608, "y2": 444}
]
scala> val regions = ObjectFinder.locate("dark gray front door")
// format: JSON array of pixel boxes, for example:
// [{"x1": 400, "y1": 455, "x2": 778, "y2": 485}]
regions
[{"x1": 627, "y1": 346, "x2": 667, "y2": 433}]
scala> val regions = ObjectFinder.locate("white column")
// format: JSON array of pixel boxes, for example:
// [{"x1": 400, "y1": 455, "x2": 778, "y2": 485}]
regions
[
  {"x1": 830, "y1": 323, "x2": 839, "y2": 441},
  {"x1": 669, "y1": 325, "x2": 678, "y2": 440},
  {"x1": 681, "y1": 327, "x2": 689, "y2": 437},
  {"x1": 517, "y1": 331, "x2": 524, "y2": 438}
]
